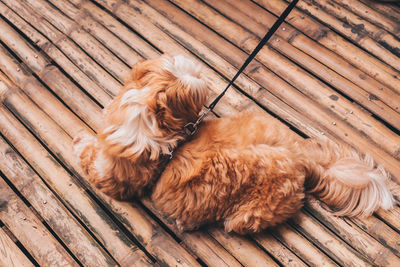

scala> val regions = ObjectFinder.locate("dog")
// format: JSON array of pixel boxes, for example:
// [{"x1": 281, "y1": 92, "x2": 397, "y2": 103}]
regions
[{"x1": 73, "y1": 55, "x2": 394, "y2": 234}]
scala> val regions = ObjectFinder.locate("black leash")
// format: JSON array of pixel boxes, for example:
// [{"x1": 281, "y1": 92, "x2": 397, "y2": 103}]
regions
[
  {"x1": 163, "y1": 0, "x2": 299, "y2": 161},
  {"x1": 184, "y1": 0, "x2": 299, "y2": 136}
]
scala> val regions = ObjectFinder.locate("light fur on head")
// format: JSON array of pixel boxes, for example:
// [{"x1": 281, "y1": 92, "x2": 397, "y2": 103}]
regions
[{"x1": 163, "y1": 55, "x2": 205, "y2": 91}]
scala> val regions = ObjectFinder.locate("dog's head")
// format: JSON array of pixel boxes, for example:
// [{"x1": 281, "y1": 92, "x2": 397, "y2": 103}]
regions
[
  {"x1": 102, "y1": 55, "x2": 209, "y2": 160},
  {"x1": 138, "y1": 54, "x2": 209, "y2": 131}
]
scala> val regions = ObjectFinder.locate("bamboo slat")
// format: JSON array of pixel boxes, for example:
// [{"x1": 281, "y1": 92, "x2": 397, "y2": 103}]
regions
[
  {"x1": 306, "y1": 199, "x2": 400, "y2": 266},
  {"x1": 155, "y1": 0, "x2": 400, "y2": 180},
  {"x1": 0, "y1": 177, "x2": 78, "y2": 266},
  {"x1": 207, "y1": 227, "x2": 279, "y2": 267},
  {"x1": 0, "y1": 79, "x2": 201, "y2": 266},
  {"x1": 0, "y1": 227, "x2": 34, "y2": 267},
  {"x1": 359, "y1": 0, "x2": 400, "y2": 22},
  {"x1": 0, "y1": 0, "x2": 120, "y2": 100},
  {"x1": 0, "y1": 107, "x2": 153, "y2": 267},
  {"x1": 332, "y1": 0, "x2": 400, "y2": 37},
  {"x1": 252, "y1": 232, "x2": 307, "y2": 267},
  {"x1": 271, "y1": 224, "x2": 337, "y2": 266},
  {"x1": 98, "y1": 201, "x2": 201, "y2": 267},
  {"x1": 375, "y1": 205, "x2": 400, "y2": 231},
  {"x1": 253, "y1": 0, "x2": 400, "y2": 93}
]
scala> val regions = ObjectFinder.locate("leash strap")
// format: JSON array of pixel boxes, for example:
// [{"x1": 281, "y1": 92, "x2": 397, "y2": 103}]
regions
[{"x1": 185, "y1": 0, "x2": 299, "y2": 135}]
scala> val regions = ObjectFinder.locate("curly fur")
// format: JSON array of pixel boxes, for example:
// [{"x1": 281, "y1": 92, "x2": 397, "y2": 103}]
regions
[{"x1": 73, "y1": 55, "x2": 395, "y2": 234}]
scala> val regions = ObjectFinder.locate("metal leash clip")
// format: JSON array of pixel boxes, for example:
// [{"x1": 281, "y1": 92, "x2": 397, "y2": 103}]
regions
[{"x1": 184, "y1": 107, "x2": 211, "y2": 136}]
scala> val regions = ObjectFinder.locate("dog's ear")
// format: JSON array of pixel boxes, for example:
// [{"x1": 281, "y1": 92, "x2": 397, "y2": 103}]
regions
[
  {"x1": 161, "y1": 55, "x2": 209, "y2": 122},
  {"x1": 150, "y1": 78, "x2": 207, "y2": 132},
  {"x1": 129, "y1": 58, "x2": 156, "y2": 87}
]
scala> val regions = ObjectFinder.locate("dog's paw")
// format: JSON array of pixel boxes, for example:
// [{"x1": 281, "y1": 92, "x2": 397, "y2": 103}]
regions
[
  {"x1": 176, "y1": 219, "x2": 185, "y2": 233},
  {"x1": 72, "y1": 131, "x2": 96, "y2": 157},
  {"x1": 175, "y1": 219, "x2": 200, "y2": 233}
]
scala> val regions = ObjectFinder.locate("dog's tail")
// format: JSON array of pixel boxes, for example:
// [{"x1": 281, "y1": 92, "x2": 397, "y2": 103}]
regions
[{"x1": 301, "y1": 139, "x2": 395, "y2": 217}]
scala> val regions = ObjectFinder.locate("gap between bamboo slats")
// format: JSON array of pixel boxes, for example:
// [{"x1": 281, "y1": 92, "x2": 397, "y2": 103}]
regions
[
  {"x1": 0, "y1": 226, "x2": 34, "y2": 267},
  {"x1": 288, "y1": 213, "x2": 372, "y2": 266},
  {"x1": 253, "y1": 0, "x2": 400, "y2": 94},
  {"x1": 351, "y1": 214, "x2": 400, "y2": 258},
  {"x1": 129, "y1": 0, "x2": 400, "y2": 179},
  {"x1": 0, "y1": 115, "x2": 117, "y2": 266},
  {"x1": 0, "y1": 2, "x2": 278, "y2": 265},
  {"x1": 375, "y1": 205, "x2": 400, "y2": 231},
  {"x1": 0, "y1": 47, "x2": 93, "y2": 138},
  {"x1": 0, "y1": 174, "x2": 78, "y2": 266}
]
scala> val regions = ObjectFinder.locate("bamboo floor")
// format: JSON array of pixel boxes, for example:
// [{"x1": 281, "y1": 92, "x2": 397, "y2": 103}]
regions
[{"x1": 0, "y1": 0, "x2": 400, "y2": 266}]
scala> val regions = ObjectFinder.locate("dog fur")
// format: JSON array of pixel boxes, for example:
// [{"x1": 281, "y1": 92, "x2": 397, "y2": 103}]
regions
[{"x1": 73, "y1": 55, "x2": 394, "y2": 234}]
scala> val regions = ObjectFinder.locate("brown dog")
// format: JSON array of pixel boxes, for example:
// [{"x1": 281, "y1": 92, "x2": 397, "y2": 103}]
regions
[{"x1": 73, "y1": 55, "x2": 394, "y2": 234}]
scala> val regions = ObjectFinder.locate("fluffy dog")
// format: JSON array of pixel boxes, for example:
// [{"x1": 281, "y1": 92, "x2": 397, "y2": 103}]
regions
[{"x1": 73, "y1": 55, "x2": 394, "y2": 234}]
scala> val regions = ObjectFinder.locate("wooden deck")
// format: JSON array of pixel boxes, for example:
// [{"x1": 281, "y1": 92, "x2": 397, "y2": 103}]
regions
[{"x1": 0, "y1": 0, "x2": 399, "y2": 266}]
